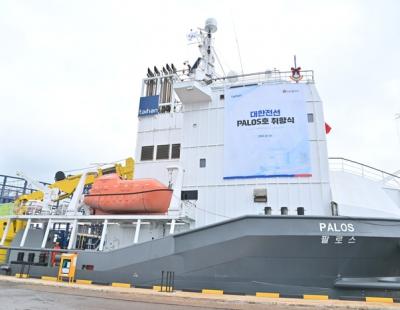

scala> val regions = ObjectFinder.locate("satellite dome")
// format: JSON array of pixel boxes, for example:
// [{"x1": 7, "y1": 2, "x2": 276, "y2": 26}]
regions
[{"x1": 205, "y1": 18, "x2": 217, "y2": 33}]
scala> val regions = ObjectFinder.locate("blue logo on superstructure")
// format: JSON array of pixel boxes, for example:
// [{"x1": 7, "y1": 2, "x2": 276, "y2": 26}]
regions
[{"x1": 139, "y1": 95, "x2": 159, "y2": 116}]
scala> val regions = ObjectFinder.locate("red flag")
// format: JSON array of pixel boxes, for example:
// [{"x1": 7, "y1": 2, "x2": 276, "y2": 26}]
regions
[{"x1": 325, "y1": 122, "x2": 332, "y2": 134}]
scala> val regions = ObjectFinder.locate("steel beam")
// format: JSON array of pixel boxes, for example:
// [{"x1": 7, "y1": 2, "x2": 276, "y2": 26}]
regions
[
  {"x1": 41, "y1": 219, "x2": 52, "y2": 248},
  {"x1": 98, "y1": 219, "x2": 108, "y2": 251},
  {"x1": 169, "y1": 219, "x2": 176, "y2": 235},
  {"x1": 67, "y1": 219, "x2": 78, "y2": 250},
  {"x1": 0, "y1": 219, "x2": 11, "y2": 245},
  {"x1": 133, "y1": 219, "x2": 141, "y2": 244},
  {"x1": 19, "y1": 219, "x2": 31, "y2": 247}
]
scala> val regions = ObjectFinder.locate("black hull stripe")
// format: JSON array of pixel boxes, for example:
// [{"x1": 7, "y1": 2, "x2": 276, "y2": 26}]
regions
[{"x1": 86, "y1": 188, "x2": 172, "y2": 197}]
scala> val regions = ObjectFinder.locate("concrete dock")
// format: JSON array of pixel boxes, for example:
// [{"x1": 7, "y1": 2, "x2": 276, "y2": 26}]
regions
[{"x1": 0, "y1": 275, "x2": 399, "y2": 310}]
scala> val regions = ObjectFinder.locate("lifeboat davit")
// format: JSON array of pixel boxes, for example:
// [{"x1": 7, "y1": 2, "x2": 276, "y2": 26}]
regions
[{"x1": 83, "y1": 174, "x2": 172, "y2": 214}]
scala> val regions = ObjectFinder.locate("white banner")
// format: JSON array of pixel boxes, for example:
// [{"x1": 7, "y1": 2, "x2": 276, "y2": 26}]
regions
[{"x1": 223, "y1": 83, "x2": 311, "y2": 179}]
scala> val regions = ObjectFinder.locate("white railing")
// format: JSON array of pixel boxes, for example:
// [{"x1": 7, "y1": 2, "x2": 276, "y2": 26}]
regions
[
  {"x1": 142, "y1": 69, "x2": 315, "y2": 89},
  {"x1": 140, "y1": 69, "x2": 315, "y2": 116},
  {"x1": 329, "y1": 157, "x2": 400, "y2": 189},
  {"x1": 213, "y1": 69, "x2": 314, "y2": 86}
]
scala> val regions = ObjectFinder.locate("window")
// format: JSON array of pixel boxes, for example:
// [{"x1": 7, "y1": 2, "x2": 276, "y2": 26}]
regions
[
  {"x1": 307, "y1": 113, "x2": 314, "y2": 123},
  {"x1": 159, "y1": 104, "x2": 171, "y2": 113},
  {"x1": 156, "y1": 144, "x2": 170, "y2": 160},
  {"x1": 141, "y1": 146, "x2": 154, "y2": 161},
  {"x1": 200, "y1": 158, "x2": 206, "y2": 168},
  {"x1": 181, "y1": 190, "x2": 198, "y2": 200},
  {"x1": 220, "y1": 94, "x2": 225, "y2": 100},
  {"x1": 17, "y1": 252, "x2": 24, "y2": 262},
  {"x1": 171, "y1": 144, "x2": 181, "y2": 159},
  {"x1": 28, "y1": 253, "x2": 35, "y2": 263}
]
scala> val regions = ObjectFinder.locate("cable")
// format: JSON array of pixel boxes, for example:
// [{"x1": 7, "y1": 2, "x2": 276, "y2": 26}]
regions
[
  {"x1": 212, "y1": 46, "x2": 226, "y2": 77},
  {"x1": 231, "y1": 13, "x2": 244, "y2": 75},
  {"x1": 195, "y1": 205, "x2": 232, "y2": 219},
  {"x1": 63, "y1": 158, "x2": 127, "y2": 173},
  {"x1": 179, "y1": 196, "x2": 232, "y2": 219},
  {"x1": 63, "y1": 165, "x2": 99, "y2": 173}
]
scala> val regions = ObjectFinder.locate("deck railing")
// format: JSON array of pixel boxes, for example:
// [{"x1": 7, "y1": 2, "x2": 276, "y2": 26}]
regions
[
  {"x1": 0, "y1": 175, "x2": 48, "y2": 204},
  {"x1": 329, "y1": 157, "x2": 400, "y2": 189},
  {"x1": 142, "y1": 69, "x2": 314, "y2": 90},
  {"x1": 213, "y1": 69, "x2": 315, "y2": 86}
]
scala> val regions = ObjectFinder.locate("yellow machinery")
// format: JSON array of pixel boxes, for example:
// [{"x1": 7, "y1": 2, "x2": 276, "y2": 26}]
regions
[
  {"x1": 0, "y1": 220, "x2": 26, "y2": 263},
  {"x1": 14, "y1": 157, "x2": 134, "y2": 214},
  {"x1": 0, "y1": 158, "x2": 134, "y2": 263},
  {"x1": 57, "y1": 253, "x2": 78, "y2": 283}
]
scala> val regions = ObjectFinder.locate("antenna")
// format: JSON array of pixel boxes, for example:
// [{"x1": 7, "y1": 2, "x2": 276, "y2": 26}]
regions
[
  {"x1": 231, "y1": 16, "x2": 244, "y2": 75},
  {"x1": 185, "y1": 18, "x2": 218, "y2": 80},
  {"x1": 203, "y1": 18, "x2": 217, "y2": 78},
  {"x1": 213, "y1": 46, "x2": 226, "y2": 77}
]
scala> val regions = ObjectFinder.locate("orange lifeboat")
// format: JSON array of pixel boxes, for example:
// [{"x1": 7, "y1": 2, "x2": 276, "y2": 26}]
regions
[{"x1": 83, "y1": 174, "x2": 172, "y2": 214}]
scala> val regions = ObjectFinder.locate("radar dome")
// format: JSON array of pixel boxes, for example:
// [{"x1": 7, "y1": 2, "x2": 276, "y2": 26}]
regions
[{"x1": 205, "y1": 18, "x2": 217, "y2": 33}]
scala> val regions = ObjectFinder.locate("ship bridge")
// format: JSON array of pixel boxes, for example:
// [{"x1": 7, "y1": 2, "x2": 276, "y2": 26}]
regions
[{"x1": 135, "y1": 66, "x2": 333, "y2": 228}]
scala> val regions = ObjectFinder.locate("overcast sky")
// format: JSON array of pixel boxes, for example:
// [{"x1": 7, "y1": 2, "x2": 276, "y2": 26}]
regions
[{"x1": 0, "y1": 0, "x2": 399, "y2": 182}]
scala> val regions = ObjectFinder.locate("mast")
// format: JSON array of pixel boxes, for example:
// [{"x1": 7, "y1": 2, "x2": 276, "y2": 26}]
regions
[{"x1": 188, "y1": 18, "x2": 218, "y2": 82}]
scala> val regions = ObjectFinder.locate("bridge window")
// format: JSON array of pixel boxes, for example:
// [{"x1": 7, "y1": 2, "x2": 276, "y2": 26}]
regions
[
  {"x1": 181, "y1": 190, "x2": 198, "y2": 200},
  {"x1": 171, "y1": 144, "x2": 181, "y2": 159},
  {"x1": 141, "y1": 146, "x2": 154, "y2": 161},
  {"x1": 156, "y1": 145, "x2": 170, "y2": 160}
]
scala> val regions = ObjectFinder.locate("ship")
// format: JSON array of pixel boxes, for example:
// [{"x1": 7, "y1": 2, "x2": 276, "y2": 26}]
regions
[{"x1": 1, "y1": 18, "x2": 400, "y2": 299}]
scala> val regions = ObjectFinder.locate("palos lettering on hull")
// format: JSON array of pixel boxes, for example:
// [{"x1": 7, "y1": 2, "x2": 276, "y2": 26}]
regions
[
  {"x1": 8, "y1": 216, "x2": 400, "y2": 298},
  {"x1": 1, "y1": 18, "x2": 399, "y2": 299},
  {"x1": 319, "y1": 222, "x2": 355, "y2": 233}
]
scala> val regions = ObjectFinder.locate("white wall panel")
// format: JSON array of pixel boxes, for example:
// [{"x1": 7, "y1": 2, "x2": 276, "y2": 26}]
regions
[{"x1": 136, "y1": 82, "x2": 333, "y2": 227}]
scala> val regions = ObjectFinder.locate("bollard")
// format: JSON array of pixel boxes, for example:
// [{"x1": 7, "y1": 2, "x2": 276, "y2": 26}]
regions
[{"x1": 160, "y1": 270, "x2": 175, "y2": 292}]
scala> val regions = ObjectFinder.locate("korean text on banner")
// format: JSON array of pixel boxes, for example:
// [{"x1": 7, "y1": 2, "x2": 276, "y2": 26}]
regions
[{"x1": 223, "y1": 84, "x2": 311, "y2": 179}]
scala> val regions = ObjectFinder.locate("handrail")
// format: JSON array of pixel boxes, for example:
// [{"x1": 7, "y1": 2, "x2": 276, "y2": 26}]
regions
[
  {"x1": 0, "y1": 174, "x2": 25, "y2": 181},
  {"x1": 329, "y1": 157, "x2": 400, "y2": 180},
  {"x1": 213, "y1": 69, "x2": 314, "y2": 82},
  {"x1": 142, "y1": 69, "x2": 315, "y2": 84}
]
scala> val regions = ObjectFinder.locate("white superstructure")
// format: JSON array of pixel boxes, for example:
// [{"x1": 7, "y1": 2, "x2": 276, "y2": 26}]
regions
[
  {"x1": 134, "y1": 20, "x2": 333, "y2": 228},
  {"x1": 134, "y1": 18, "x2": 400, "y2": 226}
]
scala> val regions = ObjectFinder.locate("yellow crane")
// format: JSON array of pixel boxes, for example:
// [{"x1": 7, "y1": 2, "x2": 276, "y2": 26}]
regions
[
  {"x1": 14, "y1": 157, "x2": 134, "y2": 213},
  {"x1": 0, "y1": 158, "x2": 134, "y2": 262}
]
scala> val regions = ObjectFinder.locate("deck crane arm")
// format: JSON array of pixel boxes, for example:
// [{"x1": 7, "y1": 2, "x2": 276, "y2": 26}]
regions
[
  {"x1": 16, "y1": 171, "x2": 48, "y2": 193},
  {"x1": 16, "y1": 171, "x2": 59, "y2": 213},
  {"x1": 13, "y1": 158, "x2": 135, "y2": 213}
]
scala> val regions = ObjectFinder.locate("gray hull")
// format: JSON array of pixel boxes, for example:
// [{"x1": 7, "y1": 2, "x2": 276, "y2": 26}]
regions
[{"x1": 9, "y1": 215, "x2": 400, "y2": 298}]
